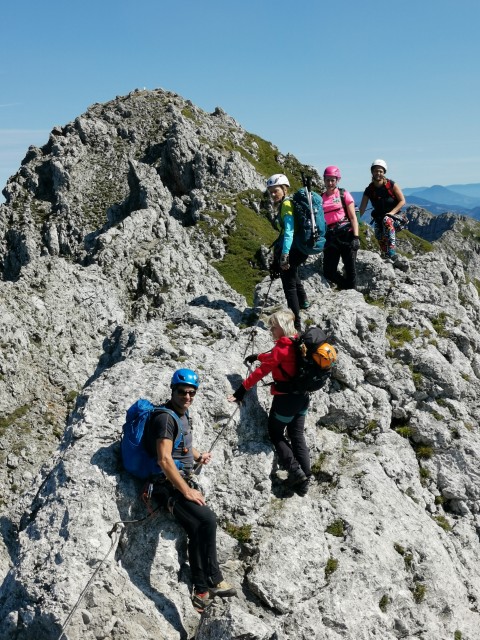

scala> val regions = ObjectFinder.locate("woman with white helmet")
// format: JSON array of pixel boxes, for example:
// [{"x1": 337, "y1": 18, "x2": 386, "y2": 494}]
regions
[
  {"x1": 321, "y1": 166, "x2": 359, "y2": 290},
  {"x1": 358, "y1": 159, "x2": 406, "y2": 259},
  {"x1": 266, "y1": 173, "x2": 309, "y2": 331}
]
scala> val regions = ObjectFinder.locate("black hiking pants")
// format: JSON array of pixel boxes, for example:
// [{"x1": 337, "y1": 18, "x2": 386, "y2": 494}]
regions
[
  {"x1": 279, "y1": 247, "x2": 308, "y2": 330},
  {"x1": 323, "y1": 227, "x2": 357, "y2": 290},
  {"x1": 153, "y1": 480, "x2": 223, "y2": 592},
  {"x1": 268, "y1": 393, "x2": 311, "y2": 477}
]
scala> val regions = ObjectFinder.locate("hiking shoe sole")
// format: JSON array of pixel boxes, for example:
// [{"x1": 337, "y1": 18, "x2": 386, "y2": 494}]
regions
[
  {"x1": 208, "y1": 581, "x2": 237, "y2": 598},
  {"x1": 192, "y1": 592, "x2": 213, "y2": 613}
]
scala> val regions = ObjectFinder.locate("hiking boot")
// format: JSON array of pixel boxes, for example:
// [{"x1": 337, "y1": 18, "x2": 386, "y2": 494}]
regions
[
  {"x1": 192, "y1": 590, "x2": 213, "y2": 613},
  {"x1": 208, "y1": 580, "x2": 237, "y2": 598},
  {"x1": 286, "y1": 466, "x2": 307, "y2": 488},
  {"x1": 301, "y1": 301, "x2": 311, "y2": 309},
  {"x1": 294, "y1": 477, "x2": 310, "y2": 497}
]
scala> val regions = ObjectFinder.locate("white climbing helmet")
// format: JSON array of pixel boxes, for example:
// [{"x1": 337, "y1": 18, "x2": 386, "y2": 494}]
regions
[
  {"x1": 266, "y1": 173, "x2": 290, "y2": 188},
  {"x1": 371, "y1": 159, "x2": 388, "y2": 173}
]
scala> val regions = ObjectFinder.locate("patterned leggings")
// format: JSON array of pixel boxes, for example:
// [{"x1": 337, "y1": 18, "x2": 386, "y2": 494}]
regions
[{"x1": 374, "y1": 215, "x2": 403, "y2": 254}]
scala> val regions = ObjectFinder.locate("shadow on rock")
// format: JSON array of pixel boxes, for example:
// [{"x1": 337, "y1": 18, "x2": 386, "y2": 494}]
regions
[{"x1": 189, "y1": 296, "x2": 244, "y2": 325}]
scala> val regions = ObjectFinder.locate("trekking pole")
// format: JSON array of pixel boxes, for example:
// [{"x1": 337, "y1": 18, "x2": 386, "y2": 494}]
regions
[
  {"x1": 302, "y1": 172, "x2": 318, "y2": 242},
  {"x1": 193, "y1": 404, "x2": 240, "y2": 475},
  {"x1": 241, "y1": 276, "x2": 274, "y2": 360}
]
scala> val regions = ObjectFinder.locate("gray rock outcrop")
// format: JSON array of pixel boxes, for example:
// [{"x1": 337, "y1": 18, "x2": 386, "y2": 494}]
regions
[{"x1": 1, "y1": 89, "x2": 480, "y2": 640}]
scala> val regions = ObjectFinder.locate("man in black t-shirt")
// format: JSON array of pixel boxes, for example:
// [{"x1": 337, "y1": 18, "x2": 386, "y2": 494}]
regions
[{"x1": 144, "y1": 368, "x2": 236, "y2": 613}]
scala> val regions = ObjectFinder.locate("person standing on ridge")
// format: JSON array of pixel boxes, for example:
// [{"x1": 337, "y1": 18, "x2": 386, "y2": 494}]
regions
[
  {"x1": 358, "y1": 159, "x2": 406, "y2": 260},
  {"x1": 267, "y1": 174, "x2": 309, "y2": 332},
  {"x1": 143, "y1": 368, "x2": 237, "y2": 613},
  {"x1": 228, "y1": 309, "x2": 311, "y2": 497},
  {"x1": 321, "y1": 166, "x2": 359, "y2": 289}
]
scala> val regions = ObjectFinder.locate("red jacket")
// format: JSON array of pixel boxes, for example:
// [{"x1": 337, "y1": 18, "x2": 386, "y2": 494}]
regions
[{"x1": 243, "y1": 336, "x2": 298, "y2": 395}]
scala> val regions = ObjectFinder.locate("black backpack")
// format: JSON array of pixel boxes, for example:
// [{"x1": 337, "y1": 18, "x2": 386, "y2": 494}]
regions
[{"x1": 275, "y1": 327, "x2": 337, "y2": 394}]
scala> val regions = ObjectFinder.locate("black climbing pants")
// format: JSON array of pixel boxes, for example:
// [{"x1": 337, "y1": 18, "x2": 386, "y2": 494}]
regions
[
  {"x1": 323, "y1": 228, "x2": 357, "y2": 290},
  {"x1": 279, "y1": 247, "x2": 308, "y2": 330},
  {"x1": 153, "y1": 480, "x2": 223, "y2": 592},
  {"x1": 268, "y1": 393, "x2": 311, "y2": 477}
]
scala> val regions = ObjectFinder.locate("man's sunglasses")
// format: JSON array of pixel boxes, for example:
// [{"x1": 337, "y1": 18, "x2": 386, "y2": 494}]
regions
[{"x1": 176, "y1": 388, "x2": 196, "y2": 397}]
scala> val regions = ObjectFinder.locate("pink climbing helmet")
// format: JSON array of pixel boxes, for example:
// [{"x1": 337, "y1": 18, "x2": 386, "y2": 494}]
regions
[{"x1": 323, "y1": 166, "x2": 341, "y2": 180}]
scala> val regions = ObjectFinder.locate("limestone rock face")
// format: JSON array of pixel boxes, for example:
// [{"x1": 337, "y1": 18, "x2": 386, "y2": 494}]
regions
[{"x1": 1, "y1": 89, "x2": 480, "y2": 640}]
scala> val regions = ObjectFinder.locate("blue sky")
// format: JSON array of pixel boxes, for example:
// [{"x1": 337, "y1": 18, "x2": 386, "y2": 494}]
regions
[{"x1": 1, "y1": 0, "x2": 479, "y2": 200}]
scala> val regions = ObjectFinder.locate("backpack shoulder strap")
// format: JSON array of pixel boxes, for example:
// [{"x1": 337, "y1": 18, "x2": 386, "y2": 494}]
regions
[
  {"x1": 385, "y1": 179, "x2": 396, "y2": 200},
  {"x1": 152, "y1": 406, "x2": 184, "y2": 449},
  {"x1": 338, "y1": 187, "x2": 347, "y2": 216}
]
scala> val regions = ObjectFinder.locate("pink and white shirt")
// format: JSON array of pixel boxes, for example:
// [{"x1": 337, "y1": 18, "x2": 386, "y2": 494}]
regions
[{"x1": 321, "y1": 188, "x2": 354, "y2": 226}]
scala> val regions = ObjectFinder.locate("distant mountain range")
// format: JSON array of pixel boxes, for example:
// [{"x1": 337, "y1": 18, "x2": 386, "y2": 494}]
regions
[{"x1": 351, "y1": 183, "x2": 480, "y2": 220}]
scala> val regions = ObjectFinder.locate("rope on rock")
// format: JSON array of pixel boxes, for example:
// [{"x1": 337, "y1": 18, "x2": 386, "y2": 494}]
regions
[{"x1": 56, "y1": 522, "x2": 124, "y2": 640}]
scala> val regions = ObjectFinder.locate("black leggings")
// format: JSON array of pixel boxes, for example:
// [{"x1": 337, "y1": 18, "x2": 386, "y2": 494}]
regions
[
  {"x1": 154, "y1": 481, "x2": 223, "y2": 592},
  {"x1": 323, "y1": 229, "x2": 357, "y2": 290},
  {"x1": 268, "y1": 393, "x2": 311, "y2": 476},
  {"x1": 279, "y1": 248, "x2": 308, "y2": 330}
]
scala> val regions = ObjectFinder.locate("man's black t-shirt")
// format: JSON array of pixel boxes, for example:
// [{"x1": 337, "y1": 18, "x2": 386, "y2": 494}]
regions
[{"x1": 143, "y1": 401, "x2": 194, "y2": 472}]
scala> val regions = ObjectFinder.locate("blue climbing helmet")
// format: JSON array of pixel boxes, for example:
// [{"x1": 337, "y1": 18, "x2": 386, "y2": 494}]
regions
[{"x1": 171, "y1": 368, "x2": 200, "y2": 389}]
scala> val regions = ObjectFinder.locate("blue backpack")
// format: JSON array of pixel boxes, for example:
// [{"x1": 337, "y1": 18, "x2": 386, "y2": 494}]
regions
[
  {"x1": 121, "y1": 398, "x2": 184, "y2": 480},
  {"x1": 291, "y1": 187, "x2": 326, "y2": 255}
]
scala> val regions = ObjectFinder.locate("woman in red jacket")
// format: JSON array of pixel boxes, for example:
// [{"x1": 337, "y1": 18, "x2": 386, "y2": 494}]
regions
[{"x1": 229, "y1": 309, "x2": 311, "y2": 496}]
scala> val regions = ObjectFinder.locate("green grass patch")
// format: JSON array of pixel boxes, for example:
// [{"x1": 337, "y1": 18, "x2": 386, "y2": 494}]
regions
[
  {"x1": 223, "y1": 521, "x2": 252, "y2": 544},
  {"x1": 326, "y1": 519, "x2": 344, "y2": 537},
  {"x1": 324, "y1": 557, "x2": 338, "y2": 580},
  {"x1": 311, "y1": 452, "x2": 328, "y2": 478},
  {"x1": 0, "y1": 405, "x2": 30, "y2": 436},
  {"x1": 212, "y1": 218, "x2": 277, "y2": 306},
  {"x1": 414, "y1": 445, "x2": 434, "y2": 460},
  {"x1": 386, "y1": 324, "x2": 414, "y2": 348},
  {"x1": 431, "y1": 312, "x2": 449, "y2": 337},
  {"x1": 419, "y1": 466, "x2": 431, "y2": 486},
  {"x1": 238, "y1": 133, "x2": 289, "y2": 181},
  {"x1": 395, "y1": 425, "x2": 413, "y2": 439},
  {"x1": 408, "y1": 365, "x2": 423, "y2": 390},
  {"x1": 359, "y1": 420, "x2": 378, "y2": 439},
  {"x1": 411, "y1": 581, "x2": 427, "y2": 604},
  {"x1": 379, "y1": 594, "x2": 390, "y2": 612},
  {"x1": 213, "y1": 197, "x2": 277, "y2": 305},
  {"x1": 434, "y1": 515, "x2": 452, "y2": 532},
  {"x1": 364, "y1": 294, "x2": 386, "y2": 308},
  {"x1": 394, "y1": 543, "x2": 414, "y2": 570},
  {"x1": 419, "y1": 466, "x2": 431, "y2": 479},
  {"x1": 399, "y1": 229, "x2": 433, "y2": 254}
]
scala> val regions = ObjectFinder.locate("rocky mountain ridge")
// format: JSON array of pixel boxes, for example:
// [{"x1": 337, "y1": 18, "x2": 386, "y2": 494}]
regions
[{"x1": 1, "y1": 88, "x2": 480, "y2": 640}]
